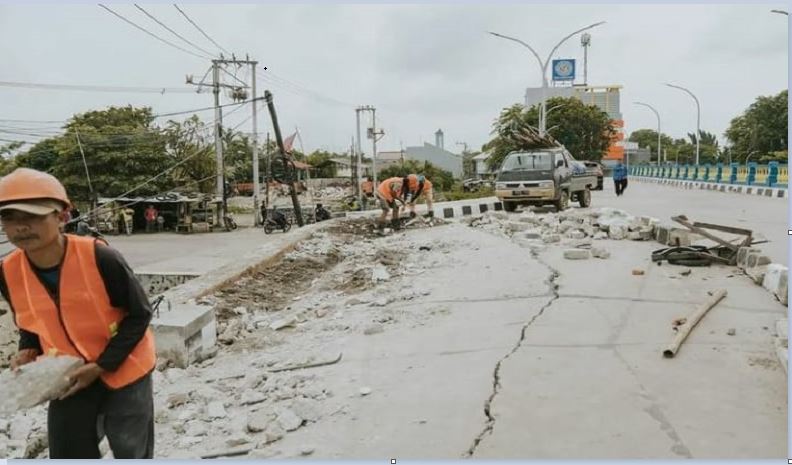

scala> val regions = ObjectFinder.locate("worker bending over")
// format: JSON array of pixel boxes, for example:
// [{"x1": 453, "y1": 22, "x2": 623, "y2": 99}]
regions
[
  {"x1": 376, "y1": 177, "x2": 405, "y2": 230},
  {"x1": 401, "y1": 174, "x2": 434, "y2": 218}
]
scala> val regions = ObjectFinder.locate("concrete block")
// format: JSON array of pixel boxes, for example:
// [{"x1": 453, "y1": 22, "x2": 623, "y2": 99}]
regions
[
  {"x1": 627, "y1": 231, "x2": 642, "y2": 241},
  {"x1": 762, "y1": 264, "x2": 788, "y2": 300},
  {"x1": 566, "y1": 230, "x2": 586, "y2": 240},
  {"x1": 746, "y1": 252, "x2": 772, "y2": 269},
  {"x1": 778, "y1": 269, "x2": 788, "y2": 306},
  {"x1": 563, "y1": 249, "x2": 590, "y2": 260},
  {"x1": 523, "y1": 229, "x2": 543, "y2": 240},
  {"x1": 488, "y1": 211, "x2": 508, "y2": 221},
  {"x1": 737, "y1": 247, "x2": 762, "y2": 269},
  {"x1": 593, "y1": 232, "x2": 608, "y2": 240},
  {"x1": 745, "y1": 265, "x2": 768, "y2": 285},
  {"x1": 151, "y1": 303, "x2": 217, "y2": 368},
  {"x1": 608, "y1": 225, "x2": 627, "y2": 240},
  {"x1": 542, "y1": 233, "x2": 561, "y2": 243}
]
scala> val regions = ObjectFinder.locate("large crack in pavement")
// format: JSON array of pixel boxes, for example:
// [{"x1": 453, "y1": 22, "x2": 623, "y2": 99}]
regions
[{"x1": 463, "y1": 250, "x2": 560, "y2": 458}]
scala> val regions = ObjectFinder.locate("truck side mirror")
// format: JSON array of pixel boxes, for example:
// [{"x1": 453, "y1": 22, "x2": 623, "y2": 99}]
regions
[{"x1": 556, "y1": 160, "x2": 564, "y2": 168}]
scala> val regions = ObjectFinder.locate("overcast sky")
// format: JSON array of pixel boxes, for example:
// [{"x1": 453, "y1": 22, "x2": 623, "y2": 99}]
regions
[{"x1": 0, "y1": 3, "x2": 787, "y2": 155}]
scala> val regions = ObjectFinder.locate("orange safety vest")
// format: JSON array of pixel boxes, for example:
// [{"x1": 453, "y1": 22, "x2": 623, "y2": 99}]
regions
[
  {"x1": 5, "y1": 235, "x2": 156, "y2": 389},
  {"x1": 403, "y1": 175, "x2": 432, "y2": 197},
  {"x1": 377, "y1": 177, "x2": 403, "y2": 202}
]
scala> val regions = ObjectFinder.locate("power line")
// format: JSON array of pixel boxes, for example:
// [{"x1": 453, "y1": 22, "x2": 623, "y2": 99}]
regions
[
  {"x1": 173, "y1": 4, "x2": 231, "y2": 56},
  {"x1": 0, "y1": 80, "x2": 195, "y2": 94},
  {"x1": 133, "y1": 4, "x2": 218, "y2": 58},
  {"x1": 98, "y1": 4, "x2": 209, "y2": 60}
]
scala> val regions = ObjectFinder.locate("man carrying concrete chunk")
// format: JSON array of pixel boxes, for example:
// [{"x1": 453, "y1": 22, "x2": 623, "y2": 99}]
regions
[
  {"x1": 0, "y1": 168, "x2": 156, "y2": 458},
  {"x1": 376, "y1": 176, "x2": 405, "y2": 230}
]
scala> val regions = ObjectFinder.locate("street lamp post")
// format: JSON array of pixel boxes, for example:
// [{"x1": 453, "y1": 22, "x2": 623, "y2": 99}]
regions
[
  {"x1": 633, "y1": 101, "x2": 663, "y2": 163},
  {"x1": 665, "y1": 83, "x2": 701, "y2": 165},
  {"x1": 489, "y1": 21, "x2": 605, "y2": 136}
]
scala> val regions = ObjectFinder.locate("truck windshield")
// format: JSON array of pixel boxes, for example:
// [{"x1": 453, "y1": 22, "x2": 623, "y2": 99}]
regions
[{"x1": 501, "y1": 152, "x2": 553, "y2": 171}]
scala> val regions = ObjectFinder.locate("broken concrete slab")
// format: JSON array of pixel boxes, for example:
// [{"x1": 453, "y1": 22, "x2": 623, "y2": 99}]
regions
[
  {"x1": 608, "y1": 225, "x2": 627, "y2": 240},
  {"x1": 247, "y1": 411, "x2": 276, "y2": 433},
  {"x1": 542, "y1": 233, "x2": 561, "y2": 243},
  {"x1": 207, "y1": 401, "x2": 228, "y2": 419},
  {"x1": 563, "y1": 249, "x2": 590, "y2": 260},
  {"x1": 0, "y1": 355, "x2": 83, "y2": 414},
  {"x1": 591, "y1": 247, "x2": 611, "y2": 259},
  {"x1": 275, "y1": 406, "x2": 304, "y2": 432}
]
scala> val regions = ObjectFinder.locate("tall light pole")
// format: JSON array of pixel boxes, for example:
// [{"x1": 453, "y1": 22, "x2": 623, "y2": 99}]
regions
[
  {"x1": 665, "y1": 83, "x2": 701, "y2": 165},
  {"x1": 489, "y1": 21, "x2": 605, "y2": 136},
  {"x1": 633, "y1": 101, "x2": 663, "y2": 163}
]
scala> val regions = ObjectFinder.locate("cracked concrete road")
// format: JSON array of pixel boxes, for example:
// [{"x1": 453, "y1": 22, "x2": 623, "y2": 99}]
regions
[
  {"x1": 473, "y1": 238, "x2": 787, "y2": 459},
  {"x1": 264, "y1": 224, "x2": 555, "y2": 458}
]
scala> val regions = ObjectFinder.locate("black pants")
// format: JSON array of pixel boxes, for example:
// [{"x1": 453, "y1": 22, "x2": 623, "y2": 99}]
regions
[
  {"x1": 614, "y1": 178, "x2": 628, "y2": 196},
  {"x1": 48, "y1": 373, "x2": 154, "y2": 459}
]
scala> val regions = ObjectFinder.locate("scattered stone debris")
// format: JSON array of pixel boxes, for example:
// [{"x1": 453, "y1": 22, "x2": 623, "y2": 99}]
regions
[
  {"x1": 632, "y1": 269, "x2": 645, "y2": 276},
  {"x1": 359, "y1": 387, "x2": 373, "y2": 396},
  {"x1": 564, "y1": 249, "x2": 590, "y2": 260},
  {"x1": 591, "y1": 247, "x2": 611, "y2": 259},
  {"x1": 727, "y1": 328, "x2": 737, "y2": 336}
]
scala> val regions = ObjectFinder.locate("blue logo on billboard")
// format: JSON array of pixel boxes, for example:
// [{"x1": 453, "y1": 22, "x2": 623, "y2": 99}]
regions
[{"x1": 552, "y1": 59, "x2": 575, "y2": 81}]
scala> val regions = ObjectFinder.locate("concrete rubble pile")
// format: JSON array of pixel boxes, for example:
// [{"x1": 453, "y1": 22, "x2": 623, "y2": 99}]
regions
[
  {"x1": 462, "y1": 207, "x2": 660, "y2": 258},
  {"x1": 28, "y1": 224, "x2": 439, "y2": 459}
]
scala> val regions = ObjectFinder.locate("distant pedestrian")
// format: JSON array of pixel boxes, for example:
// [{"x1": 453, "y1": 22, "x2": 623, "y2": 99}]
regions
[
  {"x1": 156, "y1": 215, "x2": 164, "y2": 232},
  {"x1": 613, "y1": 160, "x2": 628, "y2": 196},
  {"x1": 144, "y1": 205, "x2": 157, "y2": 233}
]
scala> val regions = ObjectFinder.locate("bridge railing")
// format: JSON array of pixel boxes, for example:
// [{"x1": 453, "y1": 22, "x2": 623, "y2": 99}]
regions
[{"x1": 629, "y1": 162, "x2": 788, "y2": 188}]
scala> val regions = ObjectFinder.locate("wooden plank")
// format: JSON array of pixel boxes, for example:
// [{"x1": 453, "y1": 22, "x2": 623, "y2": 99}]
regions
[
  {"x1": 664, "y1": 289, "x2": 728, "y2": 358},
  {"x1": 672, "y1": 216, "x2": 740, "y2": 251},
  {"x1": 691, "y1": 221, "x2": 753, "y2": 237}
]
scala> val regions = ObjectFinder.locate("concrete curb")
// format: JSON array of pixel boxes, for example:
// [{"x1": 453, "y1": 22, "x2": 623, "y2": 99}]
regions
[
  {"x1": 151, "y1": 222, "x2": 328, "y2": 367},
  {"x1": 346, "y1": 197, "x2": 504, "y2": 220},
  {"x1": 632, "y1": 176, "x2": 787, "y2": 199}
]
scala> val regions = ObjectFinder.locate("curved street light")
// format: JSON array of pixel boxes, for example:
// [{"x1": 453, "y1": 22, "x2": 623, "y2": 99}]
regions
[
  {"x1": 633, "y1": 101, "x2": 663, "y2": 163},
  {"x1": 665, "y1": 83, "x2": 701, "y2": 165},
  {"x1": 489, "y1": 21, "x2": 606, "y2": 136}
]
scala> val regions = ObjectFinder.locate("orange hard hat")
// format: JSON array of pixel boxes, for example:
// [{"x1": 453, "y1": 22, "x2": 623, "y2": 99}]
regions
[{"x1": 0, "y1": 168, "x2": 70, "y2": 208}]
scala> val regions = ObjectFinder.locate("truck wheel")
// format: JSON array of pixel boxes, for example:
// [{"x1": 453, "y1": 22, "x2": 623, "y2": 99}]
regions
[
  {"x1": 503, "y1": 201, "x2": 517, "y2": 212},
  {"x1": 554, "y1": 190, "x2": 569, "y2": 211},
  {"x1": 578, "y1": 188, "x2": 592, "y2": 208}
]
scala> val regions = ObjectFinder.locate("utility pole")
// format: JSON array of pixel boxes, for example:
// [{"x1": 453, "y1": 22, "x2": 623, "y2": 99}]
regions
[
  {"x1": 250, "y1": 60, "x2": 261, "y2": 227},
  {"x1": 355, "y1": 107, "x2": 364, "y2": 208},
  {"x1": 212, "y1": 61, "x2": 224, "y2": 227},
  {"x1": 265, "y1": 132, "x2": 271, "y2": 217},
  {"x1": 358, "y1": 105, "x2": 383, "y2": 185},
  {"x1": 265, "y1": 90, "x2": 303, "y2": 226}
]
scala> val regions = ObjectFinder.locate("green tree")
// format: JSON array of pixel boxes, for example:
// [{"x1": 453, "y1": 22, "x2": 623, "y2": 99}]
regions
[
  {"x1": 484, "y1": 97, "x2": 615, "y2": 170},
  {"x1": 379, "y1": 160, "x2": 454, "y2": 191},
  {"x1": 725, "y1": 90, "x2": 788, "y2": 163},
  {"x1": 11, "y1": 138, "x2": 59, "y2": 174},
  {"x1": 628, "y1": 129, "x2": 674, "y2": 161},
  {"x1": 162, "y1": 116, "x2": 215, "y2": 193},
  {"x1": 52, "y1": 106, "x2": 170, "y2": 200}
]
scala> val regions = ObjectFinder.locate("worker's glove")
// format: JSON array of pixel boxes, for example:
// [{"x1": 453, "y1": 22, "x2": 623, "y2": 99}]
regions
[
  {"x1": 409, "y1": 211, "x2": 417, "y2": 219},
  {"x1": 427, "y1": 210, "x2": 435, "y2": 218}
]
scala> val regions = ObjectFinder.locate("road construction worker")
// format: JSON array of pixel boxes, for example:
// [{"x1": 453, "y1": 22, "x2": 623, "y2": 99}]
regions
[
  {"x1": 376, "y1": 176, "x2": 405, "y2": 229},
  {"x1": 0, "y1": 168, "x2": 156, "y2": 458},
  {"x1": 401, "y1": 174, "x2": 435, "y2": 219},
  {"x1": 361, "y1": 176, "x2": 374, "y2": 210}
]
